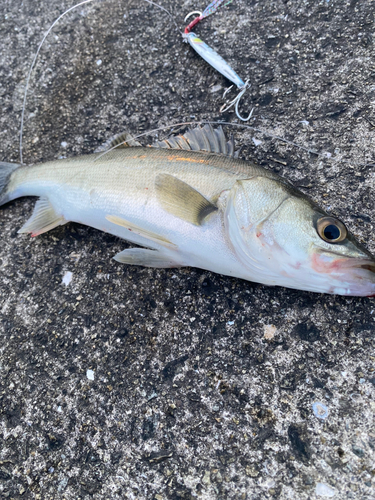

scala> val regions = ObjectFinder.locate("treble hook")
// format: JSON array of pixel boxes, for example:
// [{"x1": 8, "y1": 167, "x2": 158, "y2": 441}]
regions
[{"x1": 220, "y1": 80, "x2": 253, "y2": 122}]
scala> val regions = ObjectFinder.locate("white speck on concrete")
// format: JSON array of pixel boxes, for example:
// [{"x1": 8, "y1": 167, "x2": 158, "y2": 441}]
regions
[
  {"x1": 316, "y1": 482, "x2": 336, "y2": 497},
  {"x1": 62, "y1": 271, "x2": 73, "y2": 286},
  {"x1": 252, "y1": 137, "x2": 262, "y2": 146},
  {"x1": 210, "y1": 84, "x2": 222, "y2": 93},
  {"x1": 264, "y1": 324, "x2": 277, "y2": 340},
  {"x1": 300, "y1": 120, "x2": 309, "y2": 126},
  {"x1": 61, "y1": 141, "x2": 68, "y2": 148},
  {"x1": 57, "y1": 477, "x2": 69, "y2": 493},
  {"x1": 87, "y1": 369, "x2": 95, "y2": 381},
  {"x1": 313, "y1": 402, "x2": 329, "y2": 420},
  {"x1": 227, "y1": 320, "x2": 235, "y2": 325},
  {"x1": 96, "y1": 59, "x2": 102, "y2": 66}
]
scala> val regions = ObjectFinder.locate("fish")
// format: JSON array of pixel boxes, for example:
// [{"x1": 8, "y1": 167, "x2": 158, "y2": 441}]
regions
[{"x1": 0, "y1": 125, "x2": 374, "y2": 296}]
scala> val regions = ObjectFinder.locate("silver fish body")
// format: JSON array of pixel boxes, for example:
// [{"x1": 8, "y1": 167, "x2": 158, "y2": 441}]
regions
[{"x1": 1, "y1": 127, "x2": 374, "y2": 296}]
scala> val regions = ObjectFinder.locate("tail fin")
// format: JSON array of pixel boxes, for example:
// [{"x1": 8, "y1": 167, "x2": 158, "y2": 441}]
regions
[{"x1": 0, "y1": 162, "x2": 21, "y2": 206}]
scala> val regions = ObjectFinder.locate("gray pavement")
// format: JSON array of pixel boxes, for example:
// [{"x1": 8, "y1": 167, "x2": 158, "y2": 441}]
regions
[{"x1": 0, "y1": 0, "x2": 375, "y2": 498}]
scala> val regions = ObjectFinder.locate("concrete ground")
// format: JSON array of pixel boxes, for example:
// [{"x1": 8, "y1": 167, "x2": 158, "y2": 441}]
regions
[{"x1": 1, "y1": 0, "x2": 375, "y2": 498}]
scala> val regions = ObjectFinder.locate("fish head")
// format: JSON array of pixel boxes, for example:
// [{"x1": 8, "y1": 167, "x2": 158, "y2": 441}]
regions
[{"x1": 225, "y1": 176, "x2": 375, "y2": 296}]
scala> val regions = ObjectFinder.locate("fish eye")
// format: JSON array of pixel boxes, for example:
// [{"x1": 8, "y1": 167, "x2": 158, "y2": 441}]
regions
[{"x1": 317, "y1": 216, "x2": 347, "y2": 243}]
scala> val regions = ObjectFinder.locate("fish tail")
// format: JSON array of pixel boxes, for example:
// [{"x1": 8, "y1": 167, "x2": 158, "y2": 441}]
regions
[{"x1": 0, "y1": 162, "x2": 21, "y2": 206}]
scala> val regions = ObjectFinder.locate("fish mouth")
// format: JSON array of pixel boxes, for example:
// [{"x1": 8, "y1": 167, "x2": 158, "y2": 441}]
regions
[
  {"x1": 358, "y1": 262, "x2": 375, "y2": 297},
  {"x1": 311, "y1": 252, "x2": 375, "y2": 296},
  {"x1": 337, "y1": 259, "x2": 375, "y2": 297},
  {"x1": 359, "y1": 262, "x2": 375, "y2": 274}
]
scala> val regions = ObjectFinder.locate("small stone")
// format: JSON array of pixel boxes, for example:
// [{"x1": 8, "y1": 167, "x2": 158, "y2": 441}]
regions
[
  {"x1": 86, "y1": 369, "x2": 95, "y2": 381},
  {"x1": 209, "y1": 84, "x2": 222, "y2": 93},
  {"x1": 316, "y1": 482, "x2": 336, "y2": 497},
  {"x1": 155, "y1": 495, "x2": 163, "y2": 500},
  {"x1": 202, "y1": 470, "x2": 211, "y2": 486},
  {"x1": 62, "y1": 271, "x2": 73, "y2": 286},
  {"x1": 303, "y1": 475, "x2": 314, "y2": 485},
  {"x1": 245, "y1": 465, "x2": 259, "y2": 477},
  {"x1": 264, "y1": 324, "x2": 277, "y2": 340},
  {"x1": 352, "y1": 445, "x2": 365, "y2": 458},
  {"x1": 313, "y1": 402, "x2": 329, "y2": 420},
  {"x1": 58, "y1": 477, "x2": 69, "y2": 492}
]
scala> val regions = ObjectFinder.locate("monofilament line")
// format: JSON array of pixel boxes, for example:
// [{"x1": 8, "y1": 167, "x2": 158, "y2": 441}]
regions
[{"x1": 19, "y1": 0, "x2": 97, "y2": 164}]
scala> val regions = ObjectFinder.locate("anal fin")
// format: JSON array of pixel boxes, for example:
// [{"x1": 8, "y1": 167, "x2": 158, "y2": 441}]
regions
[
  {"x1": 18, "y1": 197, "x2": 66, "y2": 237},
  {"x1": 106, "y1": 215, "x2": 177, "y2": 249},
  {"x1": 114, "y1": 248, "x2": 181, "y2": 268}
]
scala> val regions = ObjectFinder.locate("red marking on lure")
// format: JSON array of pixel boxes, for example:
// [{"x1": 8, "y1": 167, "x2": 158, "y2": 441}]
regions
[
  {"x1": 184, "y1": 0, "x2": 231, "y2": 33},
  {"x1": 184, "y1": 16, "x2": 201, "y2": 34}
]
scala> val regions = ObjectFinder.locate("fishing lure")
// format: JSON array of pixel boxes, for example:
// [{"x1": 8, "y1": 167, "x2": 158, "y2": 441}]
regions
[{"x1": 183, "y1": 0, "x2": 252, "y2": 121}]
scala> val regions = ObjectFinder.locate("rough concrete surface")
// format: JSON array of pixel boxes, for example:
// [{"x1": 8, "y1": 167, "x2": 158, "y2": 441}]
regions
[{"x1": 1, "y1": 0, "x2": 375, "y2": 498}]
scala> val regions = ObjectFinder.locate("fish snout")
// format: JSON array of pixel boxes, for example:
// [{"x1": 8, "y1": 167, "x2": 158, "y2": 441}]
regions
[
  {"x1": 311, "y1": 252, "x2": 375, "y2": 296},
  {"x1": 349, "y1": 258, "x2": 375, "y2": 297}
]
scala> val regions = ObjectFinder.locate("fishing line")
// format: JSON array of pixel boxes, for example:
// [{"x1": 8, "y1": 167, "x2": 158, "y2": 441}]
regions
[
  {"x1": 94, "y1": 120, "x2": 375, "y2": 169},
  {"x1": 19, "y1": 0, "x2": 99, "y2": 165},
  {"x1": 93, "y1": 120, "x2": 347, "y2": 164},
  {"x1": 142, "y1": 0, "x2": 180, "y2": 32}
]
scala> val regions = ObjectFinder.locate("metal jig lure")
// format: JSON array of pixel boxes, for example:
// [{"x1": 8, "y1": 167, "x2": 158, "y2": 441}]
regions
[{"x1": 183, "y1": 0, "x2": 253, "y2": 121}]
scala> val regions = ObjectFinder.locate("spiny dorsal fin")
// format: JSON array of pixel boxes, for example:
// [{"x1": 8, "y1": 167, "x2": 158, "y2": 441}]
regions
[
  {"x1": 152, "y1": 125, "x2": 237, "y2": 158},
  {"x1": 155, "y1": 173, "x2": 218, "y2": 226},
  {"x1": 18, "y1": 197, "x2": 66, "y2": 237},
  {"x1": 95, "y1": 132, "x2": 142, "y2": 152},
  {"x1": 96, "y1": 125, "x2": 238, "y2": 157}
]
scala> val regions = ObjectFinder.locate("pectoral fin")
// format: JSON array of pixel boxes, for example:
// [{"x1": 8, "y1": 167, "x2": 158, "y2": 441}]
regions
[
  {"x1": 18, "y1": 197, "x2": 66, "y2": 237},
  {"x1": 106, "y1": 215, "x2": 177, "y2": 249},
  {"x1": 114, "y1": 248, "x2": 181, "y2": 268},
  {"x1": 155, "y1": 173, "x2": 217, "y2": 226}
]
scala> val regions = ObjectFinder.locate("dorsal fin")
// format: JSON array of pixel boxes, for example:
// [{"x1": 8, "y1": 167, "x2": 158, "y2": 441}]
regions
[
  {"x1": 95, "y1": 132, "x2": 142, "y2": 152},
  {"x1": 152, "y1": 125, "x2": 238, "y2": 158},
  {"x1": 95, "y1": 125, "x2": 238, "y2": 157}
]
